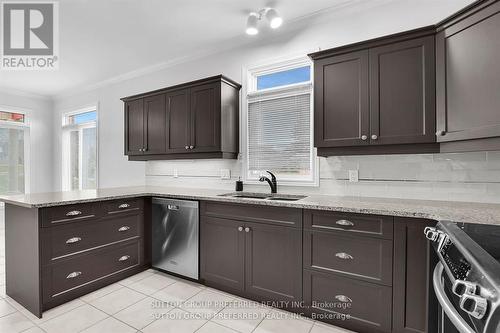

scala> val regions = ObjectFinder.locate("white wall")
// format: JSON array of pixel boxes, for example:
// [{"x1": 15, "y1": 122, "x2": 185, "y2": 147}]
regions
[
  {"x1": 0, "y1": 90, "x2": 54, "y2": 193},
  {"x1": 52, "y1": 0, "x2": 497, "y2": 203}
]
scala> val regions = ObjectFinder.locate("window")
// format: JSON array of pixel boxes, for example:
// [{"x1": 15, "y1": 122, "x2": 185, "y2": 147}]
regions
[
  {"x1": 0, "y1": 110, "x2": 29, "y2": 194},
  {"x1": 62, "y1": 107, "x2": 97, "y2": 191},
  {"x1": 246, "y1": 58, "x2": 317, "y2": 185}
]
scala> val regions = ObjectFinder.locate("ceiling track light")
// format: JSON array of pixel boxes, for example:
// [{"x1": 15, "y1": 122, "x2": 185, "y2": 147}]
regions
[{"x1": 245, "y1": 8, "x2": 283, "y2": 35}]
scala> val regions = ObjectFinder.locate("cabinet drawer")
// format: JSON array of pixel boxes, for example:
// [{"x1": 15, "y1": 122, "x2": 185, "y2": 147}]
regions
[
  {"x1": 42, "y1": 240, "x2": 140, "y2": 302},
  {"x1": 304, "y1": 231, "x2": 392, "y2": 285},
  {"x1": 304, "y1": 270, "x2": 392, "y2": 333},
  {"x1": 41, "y1": 202, "x2": 99, "y2": 227},
  {"x1": 304, "y1": 210, "x2": 393, "y2": 239},
  {"x1": 101, "y1": 198, "x2": 143, "y2": 215},
  {"x1": 41, "y1": 214, "x2": 142, "y2": 262},
  {"x1": 201, "y1": 201, "x2": 302, "y2": 227}
]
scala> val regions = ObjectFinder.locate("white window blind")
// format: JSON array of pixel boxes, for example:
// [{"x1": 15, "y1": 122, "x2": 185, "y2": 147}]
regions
[{"x1": 247, "y1": 84, "x2": 313, "y2": 181}]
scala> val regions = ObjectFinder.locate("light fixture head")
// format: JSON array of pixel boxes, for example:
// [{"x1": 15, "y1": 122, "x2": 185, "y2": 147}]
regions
[
  {"x1": 266, "y1": 8, "x2": 282, "y2": 29},
  {"x1": 246, "y1": 13, "x2": 259, "y2": 35}
]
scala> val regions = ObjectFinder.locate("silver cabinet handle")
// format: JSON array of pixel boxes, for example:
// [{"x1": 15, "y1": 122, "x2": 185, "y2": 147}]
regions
[
  {"x1": 185, "y1": 145, "x2": 189, "y2": 150},
  {"x1": 238, "y1": 226, "x2": 243, "y2": 232},
  {"x1": 118, "y1": 226, "x2": 130, "y2": 232},
  {"x1": 66, "y1": 210, "x2": 82, "y2": 216},
  {"x1": 436, "y1": 130, "x2": 446, "y2": 136},
  {"x1": 361, "y1": 135, "x2": 367, "y2": 141},
  {"x1": 244, "y1": 227, "x2": 250, "y2": 233},
  {"x1": 66, "y1": 271, "x2": 82, "y2": 279},
  {"x1": 335, "y1": 295, "x2": 352, "y2": 303},
  {"x1": 335, "y1": 219, "x2": 354, "y2": 227},
  {"x1": 118, "y1": 203, "x2": 130, "y2": 209},
  {"x1": 167, "y1": 205, "x2": 179, "y2": 211},
  {"x1": 371, "y1": 134, "x2": 378, "y2": 140},
  {"x1": 118, "y1": 255, "x2": 130, "y2": 262},
  {"x1": 66, "y1": 237, "x2": 82, "y2": 244},
  {"x1": 335, "y1": 252, "x2": 354, "y2": 260},
  {"x1": 189, "y1": 145, "x2": 194, "y2": 149}
]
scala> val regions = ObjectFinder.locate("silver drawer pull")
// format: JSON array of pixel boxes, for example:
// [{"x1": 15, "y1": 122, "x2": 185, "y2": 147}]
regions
[
  {"x1": 118, "y1": 255, "x2": 130, "y2": 262},
  {"x1": 335, "y1": 219, "x2": 354, "y2": 227},
  {"x1": 66, "y1": 237, "x2": 82, "y2": 244},
  {"x1": 335, "y1": 252, "x2": 354, "y2": 260},
  {"x1": 66, "y1": 271, "x2": 82, "y2": 279},
  {"x1": 167, "y1": 205, "x2": 179, "y2": 211},
  {"x1": 66, "y1": 210, "x2": 82, "y2": 216},
  {"x1": 118, "y1": 203, "x2": 130, "y2": 209},
  {"x1": 118, "y1": 226, "x2": 130, "y2": 232},
  {"x1": 335, "y1": 295, "x2": 353, "y2": 303}
]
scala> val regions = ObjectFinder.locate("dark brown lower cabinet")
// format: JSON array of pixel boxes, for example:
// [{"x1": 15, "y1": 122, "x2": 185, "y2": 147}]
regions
[
  {"x1": 392, "y1": 218, "x2": 437, "y2": 333},
  {"x1": 304, "y1": 270, "x2": 393, "y2": 333},
  {"x1": 200, "y1": 216, "x2": 245, "y2": 292},
  {"x1": 5, "y1": 199, "x2": 149, "y2": 317},
  {"x1": 200, "y1": 202, "x2": 303, "y2": 305},
  {"x1": 245, "y1": 221, "x2": 302, "y2": 303}
]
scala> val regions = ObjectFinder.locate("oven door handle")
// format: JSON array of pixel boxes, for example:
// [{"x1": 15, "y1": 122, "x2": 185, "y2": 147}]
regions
[{"x1": 433, "y1": 262, "x2": 476, "y2": 333}]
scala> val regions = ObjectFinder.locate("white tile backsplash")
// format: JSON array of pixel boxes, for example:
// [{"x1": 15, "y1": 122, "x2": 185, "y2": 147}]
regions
[{"x1": 145, "y1": 152, "x2": 500, "y2": 203}]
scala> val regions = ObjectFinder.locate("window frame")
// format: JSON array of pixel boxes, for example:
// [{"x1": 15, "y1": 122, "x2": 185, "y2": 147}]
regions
[
  {"x1": 0, "y1": 106, "x2": 31, "y2": 195},
  {"x1": 61, "y1": 105, "x2": 98, "y2": 191},
  {"x1": 243, "y1": 57, "x2": 318, "y2": 187}
]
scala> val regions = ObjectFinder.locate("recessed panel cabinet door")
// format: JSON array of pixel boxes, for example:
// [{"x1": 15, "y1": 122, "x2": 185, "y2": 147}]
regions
[
  {"x1": 200, "y1": 216, "x2": 245, "y2": 292},
  {"x1": 144, "y1": 94, "x2": 166, "y2": 154},
  {"x1": 436, "y1": 3, "x2": 500, "y2": 142},
  {"x1": 124, "y1": 99, "x2": 144, "y2": 155},
  {"x1": 166, "y1": 89, "x2": 190, "y2": 153},
  {"x1": 244, "y1": 222, "x2": 302, "y2": 303},
  {"x1": 314, "y1": 50, "x2": 370, "y2": 147},
  {"x1": 190, "y1": 83, "x2": 221, "y2": 152},
  {"x1": 369, "y1": 36, "x2": 436, "y2": 145}
]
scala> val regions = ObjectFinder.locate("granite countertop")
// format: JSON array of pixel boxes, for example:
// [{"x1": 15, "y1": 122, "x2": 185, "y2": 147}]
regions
[{"x1": 1, "y1": 185, "x2": 499, "y2": 225}]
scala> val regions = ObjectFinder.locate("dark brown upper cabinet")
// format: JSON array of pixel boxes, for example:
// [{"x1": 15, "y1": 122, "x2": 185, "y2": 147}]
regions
[
  {"x1": 436, "y1": 0, "x2": 500, "y2": 152},
  {"x1": 189, "y1": 83, "x2": 221, "y2": 153},
  {"x1": 144, "y1": 94, "x2": 167, "y2": 155},
  {"x1": 166, "y1": 88, "x2": 190, "y2": 154},
  {"x1": 369, "y1": 36, "x2": 435, "y2": 146},
  {"x1": 310, "y1": 27, "x2": 438, "y2": 156},
  {"x1": 122, "y1": 75, "x2": 241, "y2": 161},
  {"x1": 314, "y1": 50, "x2": 369, "y2": 148}
]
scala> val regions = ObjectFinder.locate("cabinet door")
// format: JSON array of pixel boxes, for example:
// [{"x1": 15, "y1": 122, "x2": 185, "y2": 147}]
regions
[
  {"x1": 124, "y1": 99, "x2": 144, "y2": 155},
  {"x1": 314, "y1": 50, "x2": 369, "y2": 147},
  {"x1": 393, "y1": 218, "x2": 437, "y2": 333},
  {"x1": 244, "y1": 222, "x2": 302, "y2": 303},
  {"x1": 166, "y1": 89, "x2": 191, "y2": 153},
  {"x1": 200, "y1": 216, "x2": 245, "y2": 292},
  {"x1": 436, "y1": 3, "x2": 500, "y2": 142},
  {"x1": 190, "y1": 83, "x2": 221, "y2": 152},
  {"x1": 369, "y1": 36, "x2": 435, "y2": 145},
  {"x1": 144, "y1": 94, "x2": 166, "y2": 154}
]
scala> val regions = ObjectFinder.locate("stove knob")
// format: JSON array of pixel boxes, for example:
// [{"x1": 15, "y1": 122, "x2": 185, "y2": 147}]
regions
[
  {"x1": 424, "y1": 227, "x2": 440, "y2": 241},
  {"x1": 460, "y1": 293, "x2": 488, "y2": 319},
  {"x1": 452, "y1": 280, "x2": 477, "y2": 297}
]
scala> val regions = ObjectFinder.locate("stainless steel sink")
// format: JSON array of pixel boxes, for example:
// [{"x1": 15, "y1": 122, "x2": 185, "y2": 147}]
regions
[{"x1": 219, "y1": 192, "x2": 307, "y2": 202}]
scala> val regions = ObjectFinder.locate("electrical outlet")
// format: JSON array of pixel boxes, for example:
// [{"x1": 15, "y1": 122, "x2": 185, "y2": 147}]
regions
[
  {"x1": 220, "y1": 169, "x2": 231, "y2": 180},
  {"x1": 348, "y1": 170, "x2": 359, "y2": 182},
  {"x1": 173, "y1": 169, "x2": 178, "y2": 178}
]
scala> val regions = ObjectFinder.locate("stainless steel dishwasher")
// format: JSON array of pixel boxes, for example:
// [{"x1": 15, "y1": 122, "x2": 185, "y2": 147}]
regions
[{"x1": 152, "y1": 198, "x2": 199, "y2": 280}]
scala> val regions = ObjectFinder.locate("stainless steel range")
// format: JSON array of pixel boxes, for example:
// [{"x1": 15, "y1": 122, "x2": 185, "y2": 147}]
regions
[{"x1": 425, "y1": 221, "x2": 500, "y2": 333}]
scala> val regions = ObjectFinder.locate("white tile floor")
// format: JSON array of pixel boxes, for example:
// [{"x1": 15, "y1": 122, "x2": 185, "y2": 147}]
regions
[{"x1": 0, "y1": 216, "x2": 354, "y2": 333}]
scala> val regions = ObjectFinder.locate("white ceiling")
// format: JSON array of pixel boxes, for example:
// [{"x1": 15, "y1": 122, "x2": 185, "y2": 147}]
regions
[{"x1": 0, "y1": 0, "x2": 474, "y2": 98}]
